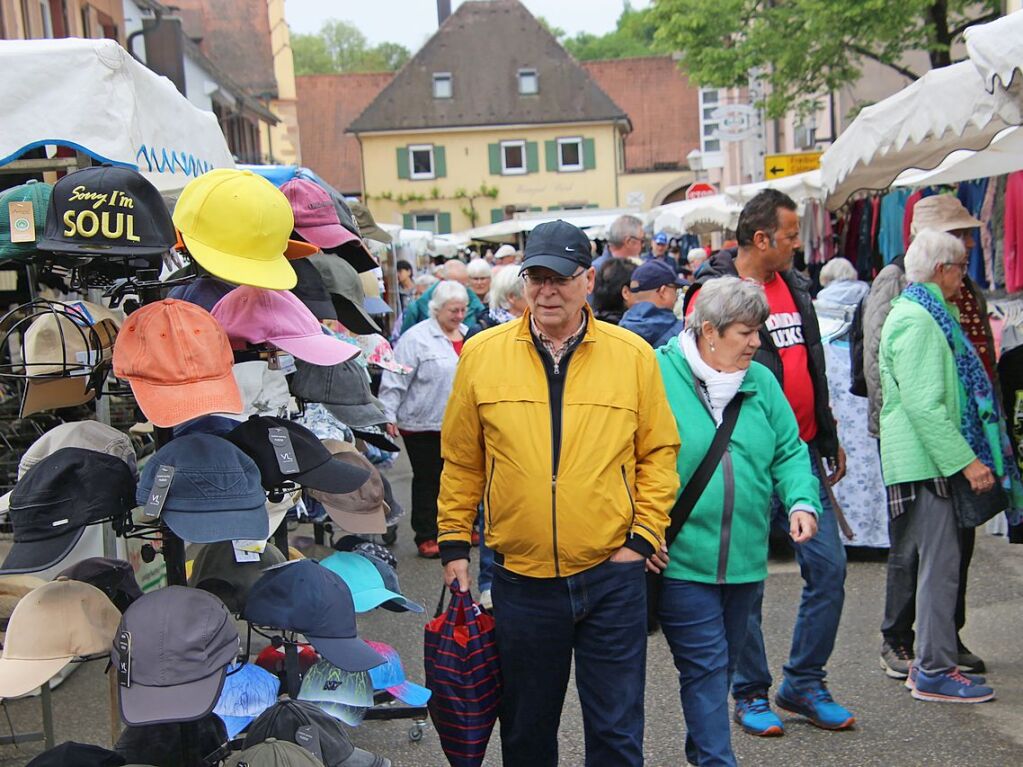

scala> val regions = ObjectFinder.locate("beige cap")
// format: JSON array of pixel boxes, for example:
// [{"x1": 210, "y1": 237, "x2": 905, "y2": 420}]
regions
[
  {"x1": 0, "y1": 577, "x2": 120, "y2": 698},
  {"x1": 910, "y1": 194, "x2": 983, "y2": 237},
  {"x1": 309, "y1": 439, "x2": 388, "y2": 534},
  {"x1": 0, "y1": 575, "x2": 46, "y2": 642},
  {"x1": 267, "y1": 488, "x2": 302, "y2": 536},
  {"x1": 493, "y1": 244, "x2": 520, "y2": 262}
]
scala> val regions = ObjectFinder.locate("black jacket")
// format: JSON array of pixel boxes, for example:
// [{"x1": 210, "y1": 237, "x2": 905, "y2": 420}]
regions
[{"x1": 684, "y1": 248, "x2": 839, "y2": 459}]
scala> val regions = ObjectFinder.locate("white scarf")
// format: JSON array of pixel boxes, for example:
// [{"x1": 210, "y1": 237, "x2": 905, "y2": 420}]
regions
[{"x1": 679, "y1": 329, "x2": 747, "y2": 425}]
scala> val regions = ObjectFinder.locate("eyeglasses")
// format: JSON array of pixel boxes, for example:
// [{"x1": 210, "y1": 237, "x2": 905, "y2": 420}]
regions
[
  {"x1": 942, "y1": 260, "x2": 969, "y2": 271},
  {"x1": 522, "y1": 270, "x2": 585, "y2": 288},
  {"x1": 627, "y1": 235, "x2": 647, "y2": 246}
]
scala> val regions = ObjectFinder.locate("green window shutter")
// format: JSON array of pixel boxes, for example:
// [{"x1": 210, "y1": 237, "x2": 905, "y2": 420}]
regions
[
  {"x1": 582, "y1": 138, "x2": 596, "y2": 170},
  {"x1": 488, "y1": 144, "x2": 502, "y2": 175},
  {"x1": 529, "y1": 206, "x2": 542, "y2": 212},
  {"x1": 437, "y1": 212, "x2": 452, "y2": 234},
  {"x1": 491, "y1": 208, "x2": 504, "y2": 224},
  {"x1": 545, "y1": 140, "x2": 558, "y2": 172},
  {"x1": 434, "y1": 146, "x2": 447, "y2": 178},
  {"x1": 402, "y1": 213, "x2": 413, "y2": 229},
  {"x1": 548, "y1": 205, "x2": 561, "y2": 211},
  {"x1": 396, "y1": 147, "x2": 410, "y2": 180},
  {"x1": 585, "y1": 203, "x2": 599, "y2": 209},
  {"x1": 526, "y1": 141, "x2": 539, "y2": 173}
]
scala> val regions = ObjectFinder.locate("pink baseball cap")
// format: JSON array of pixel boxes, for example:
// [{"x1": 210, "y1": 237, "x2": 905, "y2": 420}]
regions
[
  {"x1": 281, "y1": 179, "x2": 361, "y2": 250},
  {"x1": 211, "y1": 287, "x2": 360, "y2": 366}
]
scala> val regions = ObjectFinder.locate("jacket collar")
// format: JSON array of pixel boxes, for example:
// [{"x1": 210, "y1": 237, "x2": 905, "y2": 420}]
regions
[
  {"x1": 425, "y1": 317, "x2": 468, "y2": 338},
  {"x1": 515, "y1": 304, "x2": 597, "y2": 344}
]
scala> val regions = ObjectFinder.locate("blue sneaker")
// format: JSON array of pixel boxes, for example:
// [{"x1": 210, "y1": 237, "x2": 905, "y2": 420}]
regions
[
  {"x1": 911, "y1": 669, "x2": 995, "y2": 703},
  {"x1": 733, "y1": 696, "x2": 784, "y2": 736},
  {"x1": 905, "y1": 663, "x2": 985, "y2": 691},
  {"x1": 774, "y1": 681, "x2": 856, "y2": 730}
]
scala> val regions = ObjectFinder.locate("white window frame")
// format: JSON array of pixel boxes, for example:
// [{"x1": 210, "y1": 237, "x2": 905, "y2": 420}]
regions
[
  {"x1": 699, "y1": 88, "x2": 723, "y2": 156},
  {"x1": 408, "y1": 144, "x2": 435, "y2": 180},
  {"x1": 500, "y1": 140, "x2": 527, "y2": 175},
  {"x1": 557, "y1": 137, "x2": 584, "y2": 172},
  {"x1": 432, "y1": 72, "x2": 452, "y2": 99},
  {"x1": 412, "y1": 213, "x2": 438, "y2": 234},
  {"x1": 518, "y1": 68, "x2": 538, "y2": 95}
]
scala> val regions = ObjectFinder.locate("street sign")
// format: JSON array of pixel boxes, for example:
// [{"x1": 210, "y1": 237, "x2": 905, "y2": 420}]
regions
[
  {"x1": 710, "y1": 104, "x2": 759, "y2": 142},
  {"x1": 685, "y1": 182, "x2": 718, "y2": 200},
  {"x1": 764, "y1": 151, "x2": 822, "y2": 179}
]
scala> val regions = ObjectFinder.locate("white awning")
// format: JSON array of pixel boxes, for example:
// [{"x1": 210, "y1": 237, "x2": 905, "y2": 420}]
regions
[
  {"x1": 646, "y1": 194, "x2": 742, "y2": 234},
  {"x1": 892, "y1": 126, "x2": 1023, "y2": 187},
  {"x1": 725, "y1": 170, "x2": 824, "y2": 209},
  {"x1": 965, "y1": 9, "x2": 1023, "y2": 93},
  {"x1": 456, "y1": 208, "x2": 641, "y2": 243}
]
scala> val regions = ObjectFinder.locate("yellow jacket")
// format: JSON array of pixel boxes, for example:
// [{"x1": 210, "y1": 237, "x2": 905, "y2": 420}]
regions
[{"x1": 438, "y1": 308, "x2": 681, "y2": 578}]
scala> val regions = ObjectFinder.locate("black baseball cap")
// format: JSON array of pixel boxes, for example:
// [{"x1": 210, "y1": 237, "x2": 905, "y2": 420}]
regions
[
  {"x1": 188, "y1": 541, "x2": 287, "y2": 614},
  {"x1": 520, "y1": 220, "x2": 592, "y2": 276},
  {"x1": 27, "y1": 742, "x2": 126, "y2": 767},
  {"x1": 291, "y1": 257, "x2": 338, "y2": 321},
  {"x1": 58, "y1": 557, "x2": 143, "y2": 613},
  {"x1": 37, "y1": 166, "x2": 175, "y2": 257}
]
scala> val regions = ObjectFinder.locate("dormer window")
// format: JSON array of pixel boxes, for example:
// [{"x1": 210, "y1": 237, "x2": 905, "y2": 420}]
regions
[
  {"x1": 518, "y1": 68, "x2": 538, "y2": 95},
  {"x1": 433, "y1": 73, "x2": 452, "y2": 99}
]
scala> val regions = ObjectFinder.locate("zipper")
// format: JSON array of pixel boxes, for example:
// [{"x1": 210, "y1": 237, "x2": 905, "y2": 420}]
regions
[
  {"x1": 621, "y1": 464, "x2": 638, "y2": 539},
  {"x1": 549, "y1": 398, "x2": 561, "y2": 577},
  {"x1": 485, "y1": 456, "x2": 496, "y2": 531},
  {"x1": 717, "y1": 447, "x2": 736, "y2": 583}
]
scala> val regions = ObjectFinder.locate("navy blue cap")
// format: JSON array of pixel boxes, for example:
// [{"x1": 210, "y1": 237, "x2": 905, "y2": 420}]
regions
[
  {"x1": 520, "y1": 220, "x2": 592, "y2": 276},
  {"x1": 653, "y1": 232, "x2": 669, "y2": 245},
  {"x1": 136, "y1": 434, "x2": 268, "y2": 543},
  {"x1": 173, "y1": 414, "x2": 243, "y2": 439},
  {"x1": 167, "y1": 276, "x2": 234, "y2": 313},
  {"x1": 630, "y1": 259, "x2": 685, "y2": 292},
  {"x1": 243, "y1": 560, "x2": 384, "y2": 672}
]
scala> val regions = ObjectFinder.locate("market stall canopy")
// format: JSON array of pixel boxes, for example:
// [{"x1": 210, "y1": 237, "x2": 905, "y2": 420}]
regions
[
  {"x1": 725, "y1": 170, "x2": 824, "y2": 208},
  {"x1": 455, "y1": 208, "x2": 641, "y2": 243},
  {"x1": 647, "y1": 194, "x2": 742, "y2": 235},
  {"x1": 821, "y1": 59, "x2": 1023, "y2": 209},
  {"x1": 0, "y1": 38, "x2": 234, "y2": 193},
  {"x1": 965, "y1": 9, "x2": 1023, "y2": 93},
  {"x1": 892, "y1": 126, "x2": 1023, "y2": 187}
]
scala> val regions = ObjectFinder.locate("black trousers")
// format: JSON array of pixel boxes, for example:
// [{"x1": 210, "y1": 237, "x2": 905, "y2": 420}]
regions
[{"x1": 402, "y1": 431, "x2": 443, "y2": 544}]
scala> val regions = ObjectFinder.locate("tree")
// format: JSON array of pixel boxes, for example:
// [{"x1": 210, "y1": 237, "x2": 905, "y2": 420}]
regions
[
  {"x1": 650, "y1": 0, "x2": 1001, "y2": 119},
  {"x1": 560, "y1": 3, "x2": 663, "y2": 61},
  {"x1": 291, "y1": 19, "x2": 410, "y2": 75}
]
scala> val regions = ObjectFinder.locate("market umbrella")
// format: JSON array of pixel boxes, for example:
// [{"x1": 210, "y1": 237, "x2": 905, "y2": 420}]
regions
[
  {"x1": 725, "y1": 170, "x2": 824, "y2": 209},
  {"x1": 892, "y1": 126, "x2": 1023, "y2": 187},
  {"x1": 648, "y1": 194, "x2": 742, "y2": 235},
  {"x1": 965, "y1": 9, "x2": 1023, "y2": 93}
]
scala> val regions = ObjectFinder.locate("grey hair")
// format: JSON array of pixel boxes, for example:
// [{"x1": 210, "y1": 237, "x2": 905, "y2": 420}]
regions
[
  {"x1": 488, "y1": 265, "x2": 524, "y2": 312},
  {"x1": 467, "y1": 259, "x2": 492, "y2": 278},
  {"x1": 905, "y1": 229, "x2": 965, "y2": 283},
  {"x1": 441, "y1": 259, "x2": 468, "y2": 280},
  {"x1": 428, "y1": 280, "x2": 469, "y2": 318},
  {"x1": 414, "y1": 273, "x2": 439, "y2": 288},
  {"x1": 607, "y1": 214, "x2": 644, "y2": 247},
  {"x1": 819, "y1": 257, "x2": 858, "y2": 286},
  {"x1": 687, "y1": 276, "x2": 770, "y2": 336}
]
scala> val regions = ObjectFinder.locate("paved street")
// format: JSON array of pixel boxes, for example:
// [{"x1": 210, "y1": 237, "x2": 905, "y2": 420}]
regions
[{"x1": 2, "y1": 447, "x2": 1023, "y2": 765}]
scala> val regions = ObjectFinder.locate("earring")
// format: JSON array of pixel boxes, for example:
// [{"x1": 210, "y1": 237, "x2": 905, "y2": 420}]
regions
[{"x1": 709, "y1": 341, "x2": 716, "y2": 352}]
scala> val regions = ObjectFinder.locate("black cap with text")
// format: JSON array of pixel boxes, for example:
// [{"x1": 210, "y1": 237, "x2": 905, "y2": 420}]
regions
[{"x1": 520, "y1": 220, "x2": 592, "y2": 276}]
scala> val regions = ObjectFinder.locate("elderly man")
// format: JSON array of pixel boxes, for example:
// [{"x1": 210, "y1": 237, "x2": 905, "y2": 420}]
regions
[
  {"x1": 620, "y1": 259, "x2": 685, "y2": 347},
  {"x1": 687, "y1": 189, "x2": 853, "y2": 735},
  {"x1": 592, "y1": 213, "x2": 645, "y2": 273},
  {"x1": 437, "y1": 219, "x2": 680, "y2": 767},
  {"x1": 400, "y1": 258, "x2": 486, "y2": 333},
  {"x1": 492, "y1": 243, "x2": 520, "y2": 266}
]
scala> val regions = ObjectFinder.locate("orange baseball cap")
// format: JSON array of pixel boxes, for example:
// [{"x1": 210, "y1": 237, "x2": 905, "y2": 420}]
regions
[{"x1": 113, "y1": 299, "x2": 243, "y2": 427}]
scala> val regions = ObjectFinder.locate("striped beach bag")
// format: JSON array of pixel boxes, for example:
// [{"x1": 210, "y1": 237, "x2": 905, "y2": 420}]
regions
[{"x1": 423, "y1": 582, "x2": 502, "y2": 767}]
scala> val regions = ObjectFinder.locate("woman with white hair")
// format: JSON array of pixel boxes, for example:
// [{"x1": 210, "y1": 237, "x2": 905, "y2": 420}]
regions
[
  {"x1": 653, "y1": 275, "x2": 821, "y2": 766},
  {"x1": 465, "y1": 265, "x2": 527, "y2": 340},
  {"x1": 817, "y1": 257, "x2": 868, "y2": 309},
  {"x1": 466, "y1": 258, "x2": 493, "y2": 303},
  {"x1": 380, "y1": 280, "x2": 469, "y2": 558}
]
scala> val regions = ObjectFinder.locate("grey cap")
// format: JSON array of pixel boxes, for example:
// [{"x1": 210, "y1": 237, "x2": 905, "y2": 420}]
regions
[
  {"x1": 308, "y1": 254, "x2": 380, "y2": 335},
  {"x1": 225, "y1": 739, "x2": 324, "y2": 767},
  {"x1": 290, "y1": 361, "x2": 387, "y2": 430},
  {"x1": 111, "y1": 586, "x2": 239, "y2": 726},
  {"x1": 188, "y1": 542, "x2": 287, "y2": 614}
]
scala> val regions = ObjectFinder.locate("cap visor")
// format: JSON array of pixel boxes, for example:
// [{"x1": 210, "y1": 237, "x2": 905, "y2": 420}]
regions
[
  {"x1": 119, "y1": 667, "x2": 228, "y2": 725},
  {"x1": 294, "y1": 222, "x2": 359, "y2": 250},
  {"x1": 0, "y1": 656, "x2": 71, "y2": 698},
  {"x1": 313, "y1": 699, "x2": 368, "y2": 727},
  {"x1": 325, "y1": 402, "x2": 388, "y2": 431},
  {"x1": 163, "y1": 507, "x2": 270, "y2": 544},
  {"x1": 519, "y1": 254, "x2": 584, "y2": 276},
  {"x1": 386, "y1": 680, "x2": 431, "y2": 707},
  {"x1": 0, "y1": 526, "x2": 83, "y2": 575},
  {"x1": 21, "y1": 376, "x2": 96, "y2": 417},
  {"x1": 285, "y1": 238, "x2": 322, "y2": 261},
  {"x1": 271, "y1": 333, "x2": 361, "y2": 367},
  {"x1": 362, "y1": 297, "x2": 392, "y2": 316},
  {"x1": 350, "y1": 428, "x2": 400, "y2": 453},
  {"x1": 332, "y1": 295, "x2": 381, "y2": 335},
  {"x1": 338, "y1": 746, "x2": 391, "y2": 767},
  {"x1": 128, "y1": 372, "x2": 243, "y2": 429},
  {"x1": 306, "y1": 635, "x2": 384, "y2": 673},
  {"x1": 380, "y1": 595, "x2": 424, "y2": 614},
  {"x1": 296, "y1": 456, "x2": 372, "y2": 494},
  {"x1": 300, "y1": 298, "x2": 338, "y2": 323},
  {"x1": 36, "y1": 237, "x2": 170, "y2": 257},
  {"x1": 181, "y1": 232, "x2": 298, "y2": 290},
  {"x1": 217, "y1": 714, "x2": 254, "y2": 739},
  {"x1": 322, "y1": 240, "x2": 378, "y2": 274},
  {"x1": 321, "y1": 506, "x2": 388, "y2": 536},
  {"x1": 350, "y1": 586, "x2": 406, "y2": 613}
]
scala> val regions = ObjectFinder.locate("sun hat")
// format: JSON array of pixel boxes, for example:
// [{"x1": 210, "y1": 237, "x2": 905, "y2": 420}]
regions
[
  {"x1": 243, "y1": 560, "x2": 384, "y2": 672},
  {"x1": 113, "y1": 299, "x2": 243, "y2": 428},
  {"x1": 172, "y1": 169, "x2": 309, "y2": 290},
  {"x1": 111, "y1": 586, "x2": 240, "y2": 726},
  {"x1": 214, "y1": 662, "x2": 281, "y2": 739},
  {"x1": 291, "y1": 257, "x2": 338, "y2": 321},
  {"x1": 298, "y1": 659, "x2": 374, "y2": 708},
  {"x1": 25, "y1": 742, "x2": 127, "y2": 767},
  {"x1": 520, "y1": 219, "x2": 592, "y2": 276},
  {"x1": 910, "y1": 194, "x2": 984, "y2": 236},
  {"x1": 136, "y1": 434, "x2": 269, "y2": 544},
  {"x1": 0, "y1": 578, "x2": 120, "y2": 698},
  {"x1": 188, "y1": 541, "x2": 287, "y2": 614},
  {"x1": 211, "y1": 287, "x2": 360, "y2": 366},
  {"x1": 281, "y1": 179, "x2": 361, "y2": 251},
  {"x1": 363, "y1": 640, "x2": 431, "y2": 706},
  {"x1": 166, "y1": 276, "x2": 234, "y2": 313},
  {"x1": 358, "y1": 272, "x2": 392, "y2": 316},
  {"x1": 309, "y1": 441, "x2": 388, "y2": 534},
  {"x1": 308, "y1": 254, "x2": 381, "y2": 335},
  {"x1": 57, "y1": 557, "x2": 143, "y2": 613},
  {"x1": 0, "y1": 180, "x2": 52, "y2": 261},
  {"x1": 357, "y1": 553, "x2": 422, "y2": 613},
  {"x1": 225, "y1": 738, "x2": 325, "y2": 767},
  {"x1": 319, "y1": 552, "x2": 417, "y2": 613}
]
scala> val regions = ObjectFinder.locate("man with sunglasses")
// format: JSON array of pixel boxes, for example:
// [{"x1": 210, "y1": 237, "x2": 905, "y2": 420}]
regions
[{"x1": 437, "y1": 219, "x2": 680, "y2": 767}]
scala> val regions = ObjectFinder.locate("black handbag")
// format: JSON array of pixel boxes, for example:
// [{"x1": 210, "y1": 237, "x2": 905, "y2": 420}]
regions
[
  {"x1": 949, "y1": 470, "x2": 1008, "y2": 528},
  {"x1": 646, "y1": 393, "x2": 744, "y2": 633}
]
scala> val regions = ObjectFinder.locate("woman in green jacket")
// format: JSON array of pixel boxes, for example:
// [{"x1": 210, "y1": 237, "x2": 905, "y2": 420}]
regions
[{"x1": 653, "y1": 276, "x2": 821, "y2": 767}]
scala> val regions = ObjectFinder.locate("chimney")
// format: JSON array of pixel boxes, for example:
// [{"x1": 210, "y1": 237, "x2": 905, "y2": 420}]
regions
[{"x1": 437, "y1": 0, "x2": 452, "y2": 25}]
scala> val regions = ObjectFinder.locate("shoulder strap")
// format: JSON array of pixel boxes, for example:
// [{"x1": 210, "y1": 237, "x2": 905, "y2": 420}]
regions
[{"x1": 664, "y1": 392, "x2": 744, "y2": 548}]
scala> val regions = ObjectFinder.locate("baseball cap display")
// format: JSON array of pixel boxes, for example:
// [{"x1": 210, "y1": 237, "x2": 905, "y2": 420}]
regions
[
  {"x1": 291, "y1": 361, "x2": 386, "y2": 430},
  {"x1": 0, "y1": 180, "x2": 52, "y2": 261},
  {"x1": 308, "y1": 254, "x2": 381, "y2": 335},
  {"x1": 226, "y1": 416, "x2": 371, "y2": 494},
  {"x1": 58, "y1": 557, "x2": 143, "y2": 613},
  {"x1": 309, "y1": 441, "x2": 388, "y2": 535},
  {"x1": 214, "y1": 662, "x2": 281, "y2": 738},
  {"x1": 364, "y1": 641, "x2": 431, "y2": 706},
  {"x1": 37, "y1": 166, "x2": 175, "y2": 257},
  {"x1": 225, "y1": 739, "x2": 325, "y2": 767},
  {"x1": 211, "y1": 287, "x2": 360, "y2": 366},
  {"x1": 319, "y1": 553, "x2": 417, "y2": 613},
  {"x1": 282, "y1": 179, "x2": 361, "y2": 251},
  {"x1": 298, "y1": 659, "x2": 374, "y2": 708},
  {"x1": 166, "y1": 276, "x2": 234, "y2": 313},
  {"x1": 111, "y1": 586, "x2": 240, "y2": 725},
  {"x1": 0, "y1": 578, "x2": 120, "y2": 698},
  {"x1": 348, "y1": 199, "x2": 391, "y2": 245},
  {"x1": 229, "y1": 361, "x2": 293, "y2": 421},
  {"x1": 113, "y1": 299, "x2": 243, "y2": 428},
  {"x1": 172, "y1": 169, "x2": 311, "y2": 290},
  {"x1": 189, "y1": 541, "x2": 287, "y2": 614},
  {"x1": 173, "y1": 414, "x2": 243, "y2": 438},
  {"x1": 136, "y1": 434, "x2": 269, "y2": 544},
  {"x1": 357, "y1": 554, "x2": 422, "y2": 614},
  {"x1": 243, "y1": 560, "x2": 384, "y2": 672},
  {"x1": 910, "y1": 193, "x2": 984, "y2": 236},
  {"x1": 25, "y1": 742, "x2": 127, "y2": 767},
  {"x1": 1, "y1": 449, "x2": 136, "y2": 574},
  {"x1": 520, "y1": 219, "x2": 592, "y2": 276},
  {"x1": 629, "y1": 259, "x2": 685, "y2": 292},
  {"x1": 358, "y1": 272, "x2": 391, "y2": 316},
  {"x1": 292, "y1": 257, "x2": 338, "y2": 321}
]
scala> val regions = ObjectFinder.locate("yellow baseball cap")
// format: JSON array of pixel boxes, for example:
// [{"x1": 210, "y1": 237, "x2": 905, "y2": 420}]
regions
[{"x1": 173, "y1": 170, "x2": 303, "y2": 290}]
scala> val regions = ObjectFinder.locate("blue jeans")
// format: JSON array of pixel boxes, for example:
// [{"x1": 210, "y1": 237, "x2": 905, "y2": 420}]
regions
[
  {"x1": 476, "y1": 506, "x2": 495, "y2": 592},
  {"x1": 732, "y1": 445, "x2": 847, "y2": 698},
  {"x1": 491, "y1": 557, "x2": 647, "y2": 767},
  {"x1": 660, "y1": 579, "x2": 759, "y2": 767}
]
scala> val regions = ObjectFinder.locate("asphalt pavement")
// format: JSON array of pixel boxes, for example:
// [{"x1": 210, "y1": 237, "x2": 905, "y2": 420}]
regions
[{"x1": 2, "y1": 446, "x2": 1023, "y2": 766}]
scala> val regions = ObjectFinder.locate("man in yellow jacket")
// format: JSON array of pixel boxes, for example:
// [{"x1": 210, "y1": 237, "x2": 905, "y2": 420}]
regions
[{"x1": 438, "y1": 220, "x2": 680, "y2": 767}]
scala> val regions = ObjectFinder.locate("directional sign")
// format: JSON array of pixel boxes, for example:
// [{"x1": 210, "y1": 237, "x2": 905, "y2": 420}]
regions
[{"x1": 764, "y1": 151, "x2": 822, "y2": 179}]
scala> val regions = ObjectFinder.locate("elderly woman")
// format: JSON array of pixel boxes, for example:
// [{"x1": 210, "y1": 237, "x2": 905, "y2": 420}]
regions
[
  {"x1": 878, "y1": 230, "x2": 1020, "y2": 703},
  {"x1": 466, "y1": 258, "x2": 493, "y2": 303},
  {"x1": 380, "y1": 280, "x2": 469, "y2": 558},
  {"x1": 653, "y1": 276, "x2": 821, "y2": 767},
  {"x1": 466, "y1": 265, "x2": 527, "y2": 339},
  {"x1": 816, "y1": 257, "x2": 868, "y2": 309}
]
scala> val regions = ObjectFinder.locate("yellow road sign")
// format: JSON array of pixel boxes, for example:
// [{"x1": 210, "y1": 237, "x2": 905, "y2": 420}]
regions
[{"x1": 764, "y1": 151, "x2": 822, "y2": 180}]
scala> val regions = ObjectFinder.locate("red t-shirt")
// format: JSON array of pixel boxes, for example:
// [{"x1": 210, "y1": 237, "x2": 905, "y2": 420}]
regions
[
  {"x1": 761, "y1": 275, "x2": 817, "y2": 442},
  {"x1": 451, "y1": 339, "x2": 464, "y2": 356}
]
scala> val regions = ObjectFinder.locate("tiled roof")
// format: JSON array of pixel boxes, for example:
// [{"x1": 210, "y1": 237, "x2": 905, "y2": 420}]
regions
[{"x1": 296, "y1": 73, "x2": 395, "y2": 195}]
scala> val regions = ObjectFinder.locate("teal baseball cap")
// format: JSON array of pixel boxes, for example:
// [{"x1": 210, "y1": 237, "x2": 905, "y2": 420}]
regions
[
  {"x1": 318, "y1": 551, "x2": 418, "y2": 613},
  {"x1": 0, "y1": 181, "x2": 52, "y2": 261}
]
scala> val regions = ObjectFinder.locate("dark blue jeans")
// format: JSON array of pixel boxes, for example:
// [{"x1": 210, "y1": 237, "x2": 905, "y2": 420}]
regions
[
  {"x1": 491, "y1": 557, "x2": 648, "y2": 767},
  {"x1": 660, "y1": 579, "x2": 759, "y2": 767},
  {"x1": 732, "y1": 445, "x2": 847, "y2": 698},
  {"x1": 476, "y1": 506, "x2": 495, "y2": 592}
]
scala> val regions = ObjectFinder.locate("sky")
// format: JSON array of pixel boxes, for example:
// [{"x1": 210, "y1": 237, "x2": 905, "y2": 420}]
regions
[{"x1": 285, "y1": 0, "x2": 651, "y2": 51}]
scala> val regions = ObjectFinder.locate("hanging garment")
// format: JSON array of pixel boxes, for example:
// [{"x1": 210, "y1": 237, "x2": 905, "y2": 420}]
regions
[
  {"x1": 957, "y1": 179, "x2": 990, "y2": 288},
  {"x1": 980, "y1": 178, "x2": 998, "y2": 288},
  {"x1": 856, "y1": 198, "x2": 874, "y2": 280},
  {"x1": 879, "y1": 189, "x2": 911, "y2": 264},
  {"x1": 1005, "y1": 171, "x2": 1023, "y2": 294}
]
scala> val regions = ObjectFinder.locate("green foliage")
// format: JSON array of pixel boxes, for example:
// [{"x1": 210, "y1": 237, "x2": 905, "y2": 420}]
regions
[
  {"x1": 650, "y1": 0, "x2": 1000, "y2": 119},
  {"x1": 562, "y1": 3, "x2": 662, "y2": 60},
  {"x1": 291, "y1": 19, "x2": 410, "y2": 75}
]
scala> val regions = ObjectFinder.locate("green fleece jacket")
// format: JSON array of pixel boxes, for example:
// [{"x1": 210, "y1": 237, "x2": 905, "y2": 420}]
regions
[
  {"x1": 656, "y1": 338, "x2": 821, "y2": 584},
  {"x1": 878, "y1": 282, "x2": 976, "y2": 485}
]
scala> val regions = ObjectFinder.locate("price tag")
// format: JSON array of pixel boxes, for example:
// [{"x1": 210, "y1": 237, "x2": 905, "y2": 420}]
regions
[
  {"x1": 143, "y1": 465, "x2": 175, "y2": 518},
  {"x1": 234, "y1": 539, "x2": 267, "y2": 555},
  {"x1": 268, "y1": 427, "x2": 300, "y2": 475},
  {"x1": 232, "y1": 542, "x2": 261, "y2": 563},
  {"x1": 269, "y1": 351, "x2": 297, "y2": 375},
  {"x1": 116, "y1": 630, "x2": 132, "y2": 688},
  {"x1": 8, "y1": 201, "x2": 35, "y2": 243}
]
